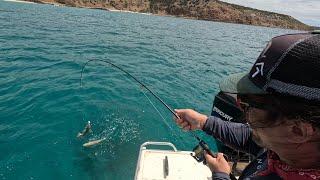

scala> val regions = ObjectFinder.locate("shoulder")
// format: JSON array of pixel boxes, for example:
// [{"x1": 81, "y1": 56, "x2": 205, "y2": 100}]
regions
[{"x1": 239, "y1": 150, "x2": 281, "y2": 180}]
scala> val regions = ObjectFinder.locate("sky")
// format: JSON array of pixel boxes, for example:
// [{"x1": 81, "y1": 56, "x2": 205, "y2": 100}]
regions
[{"x1": 221, "y1": 0, "x2": 320, "y2": 27}]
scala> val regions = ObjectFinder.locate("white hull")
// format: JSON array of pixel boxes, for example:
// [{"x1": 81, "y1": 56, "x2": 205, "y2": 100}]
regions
[{"x1": 135, "y1": 142, "x2": 212, "y2": 180}]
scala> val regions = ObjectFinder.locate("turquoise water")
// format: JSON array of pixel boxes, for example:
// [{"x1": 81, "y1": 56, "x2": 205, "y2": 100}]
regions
[{"x1": 0, "y1": 1, "x2": 299, "y2": 179}]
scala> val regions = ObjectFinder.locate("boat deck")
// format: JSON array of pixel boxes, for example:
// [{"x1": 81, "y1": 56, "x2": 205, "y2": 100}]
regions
[{"x1": 135, "y1": 142, "x2": 212, "y2": 180}]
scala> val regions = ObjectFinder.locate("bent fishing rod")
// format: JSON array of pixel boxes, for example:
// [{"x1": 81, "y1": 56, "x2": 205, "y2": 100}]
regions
[
  {"x1": 80, "y1": 59, "x2": 213, "y2": 155},
  {"x1": 80, "y1": 59, "x2": 238, "y2": 180}
]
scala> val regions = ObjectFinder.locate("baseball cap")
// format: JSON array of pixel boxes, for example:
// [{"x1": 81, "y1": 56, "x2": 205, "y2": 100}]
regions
[{"x1": 220, "y1": 31, "x2": 320, "y2": 101}]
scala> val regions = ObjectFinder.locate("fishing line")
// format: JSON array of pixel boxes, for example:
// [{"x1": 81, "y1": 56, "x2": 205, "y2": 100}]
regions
[
  {"x1": 80, "y1": 59, "x2": 240, "y2": 180},
  {"x1": 80, "y1": 59, "x2": 202, "y2": 142},
  {"x1": 140, "y1": 88, "x2": 188, "y2": 149},
  {"x1": 80, "y1": 59, "x2": 188, "y2": 148},
  {"x1": 80, "y1": 61, "x2": 185, "y2": 148},
  {"x1": 80, "y1": 59, "x2": 176, "y2": 117}
]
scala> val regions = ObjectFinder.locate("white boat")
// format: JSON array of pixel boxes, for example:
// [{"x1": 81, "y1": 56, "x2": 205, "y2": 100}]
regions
[{"x1": 135, "y1": 142, "x2": 212, "y2": 180}]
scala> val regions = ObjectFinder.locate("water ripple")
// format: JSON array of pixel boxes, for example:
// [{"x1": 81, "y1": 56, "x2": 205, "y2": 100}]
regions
[{"x1": 0, "y1": 0, "x2": 300, "y2": 179}]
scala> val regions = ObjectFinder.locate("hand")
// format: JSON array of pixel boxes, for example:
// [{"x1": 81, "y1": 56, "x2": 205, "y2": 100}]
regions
[
  {"x1": 204, "y1": 151, "x2": 231, "y2": 174},
  {"x1": 174, "y1": 109, "x2": 208, "y2": 131}
]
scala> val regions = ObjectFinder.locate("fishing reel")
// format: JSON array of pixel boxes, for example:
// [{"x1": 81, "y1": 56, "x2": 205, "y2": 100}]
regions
[
  {"x1": 191, "y1": 139, "x2": 230, "y2": 164},
  {"x1": 191, "y1": 140, "x2": 216, "y2": 164},
  {"x1": 191, "y1": 140, "x2": 237, "y2": 180}
]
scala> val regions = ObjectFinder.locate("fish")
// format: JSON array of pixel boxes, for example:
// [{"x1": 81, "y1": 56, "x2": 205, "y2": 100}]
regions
[
  {"x1": 77, "y1": 121, "x2": 92, "y2": 138},
  {"x1": 83, "y1": 138, "x2": 106, "y2": 147}
]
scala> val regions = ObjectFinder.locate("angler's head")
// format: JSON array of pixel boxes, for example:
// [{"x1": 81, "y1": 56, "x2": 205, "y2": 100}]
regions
[{"x1": 219, "y1": 31, "x2": 320, "y2": 167}]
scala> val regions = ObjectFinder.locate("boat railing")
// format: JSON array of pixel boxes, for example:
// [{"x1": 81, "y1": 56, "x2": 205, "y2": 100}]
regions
[{"x1": 139, "y1": 141, "x2": 178, "y2": 152}]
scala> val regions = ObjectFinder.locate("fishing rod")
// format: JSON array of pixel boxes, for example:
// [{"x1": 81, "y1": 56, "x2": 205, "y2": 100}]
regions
[
  {"x1": 81, "y1": 59, "x2": 177, "y2": 119},
  {"x1": 80, "y1": 59, "x2": 216, "y2": 157},
  {"x1": 80, "y1": 60, "x2": 238, "y2": 180}
]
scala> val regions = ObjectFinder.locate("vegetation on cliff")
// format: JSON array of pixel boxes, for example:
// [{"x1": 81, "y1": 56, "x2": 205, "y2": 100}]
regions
[{"x1": 29, "y1": 0, "x2": 311, "y2": 30}]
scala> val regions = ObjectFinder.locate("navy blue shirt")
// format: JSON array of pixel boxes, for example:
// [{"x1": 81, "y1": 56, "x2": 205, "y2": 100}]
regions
[{"x1": 203, "y1": 116, "x2": 282, "y2": 180}]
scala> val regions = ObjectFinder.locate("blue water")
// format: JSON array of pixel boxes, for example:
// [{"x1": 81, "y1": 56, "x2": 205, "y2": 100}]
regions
[{"x1": 0, "y1": 1, "x2": 299, "y2": 179}]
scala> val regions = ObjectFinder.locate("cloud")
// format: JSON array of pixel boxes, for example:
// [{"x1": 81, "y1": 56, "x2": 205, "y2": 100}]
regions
[{"x1": 221, "y1": 0, "x2": 320, "y2": 26}]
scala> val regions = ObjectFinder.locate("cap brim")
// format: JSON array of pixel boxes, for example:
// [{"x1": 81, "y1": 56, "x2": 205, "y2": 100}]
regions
[{"x1": 219, "y1": 72, "x2": 266, "y2": 94}]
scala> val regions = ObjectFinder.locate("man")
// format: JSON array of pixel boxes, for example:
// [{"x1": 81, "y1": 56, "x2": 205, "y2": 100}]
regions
[{"x1": 174, "y1": 32, "x2": 320, "y2": 179}]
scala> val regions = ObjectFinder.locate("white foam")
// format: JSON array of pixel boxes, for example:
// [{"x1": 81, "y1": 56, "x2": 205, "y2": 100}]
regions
[{"x1": 108, "y1": 9, "x2": 152, "y2": 15}]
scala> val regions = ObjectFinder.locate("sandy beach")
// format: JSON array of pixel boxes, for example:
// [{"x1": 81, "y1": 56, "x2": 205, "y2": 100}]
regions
[{"x1": 108, "y1": 8, "x2": 152, "y2": 15}]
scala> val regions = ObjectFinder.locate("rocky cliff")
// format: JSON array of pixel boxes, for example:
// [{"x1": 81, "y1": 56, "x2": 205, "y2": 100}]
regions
[{"x1": 29, "y1": 0, "x2": 312, "y2": 30}]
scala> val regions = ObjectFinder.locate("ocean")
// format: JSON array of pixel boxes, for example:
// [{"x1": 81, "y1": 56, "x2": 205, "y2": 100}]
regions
[{"x1": 0, "y1": 1, "x2": 298, "y2": 179}]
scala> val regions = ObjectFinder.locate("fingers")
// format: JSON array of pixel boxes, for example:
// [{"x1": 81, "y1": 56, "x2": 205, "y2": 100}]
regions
[
  {"x1": 173, "y1": 115, "x2": 183, "y2": 124},
  {"x1": 173, "y1": 109, "x2": 193, "y2": 131},
  {"x1": 174, "y1": 109, "x2": 184, "y2": 113},
  {"x1": 180, "y1": 121, "x2": 188, "y2": 127},
  {"x1": 174, "y1": 109, "x2": 181, "y2": 117},
  {"x1": 204, "y1": 152, "x2": 225, "y2": 163},
  {"x1": 182, "y1": 125, "x2": 191, "y2": 131},
  {"x1": 204, "y1": 152, "x2": 231, "y2": 174},
  {"x1": 173, "y1": 109, "x2": 182, "y2": 120},
  {"x1": 216, "y1": 153, "x2": 225, "y2": 160},
  {"x1": 174, "y1": 118, "x2": 191, "y2": 130},
  {"x1": 204, "y1": 151, "x2": 217, "y2": 162},
  {"x1": 173, "y1": 109, "x2": 186, "y2": 125},
  {"x1": 174, "y1": 109, "x2": 189, "y2": 117}
]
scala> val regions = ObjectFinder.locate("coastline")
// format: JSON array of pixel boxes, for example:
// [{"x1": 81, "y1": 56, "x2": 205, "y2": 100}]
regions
[
  {"x1": 4, "y1": 0, "x2": 35, "y2": 3},
  {"x1": 14, "y1": 0, "x2": 312, "y2": 30},
  {"x1": 17, "y1": 0, "x2": 153, "y2": 15}
]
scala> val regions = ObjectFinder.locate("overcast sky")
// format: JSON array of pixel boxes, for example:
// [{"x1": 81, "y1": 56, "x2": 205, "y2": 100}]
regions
[{"x1": 221, "y1": 0, "x2": 320, "y2": 26}]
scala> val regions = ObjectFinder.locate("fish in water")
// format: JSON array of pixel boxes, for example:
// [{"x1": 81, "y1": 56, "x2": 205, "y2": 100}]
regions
[
  {"x1": 83, "y1": 138, "x2": 106, "y2": 147},
  {"x1": 77, "y1": 121, "x2": 92, "y2": 138}
]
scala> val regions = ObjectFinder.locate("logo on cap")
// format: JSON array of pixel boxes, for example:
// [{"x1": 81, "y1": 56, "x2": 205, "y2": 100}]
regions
[
  {"x1": 251, "y1": 62, "x2": 264, "y2": 78},
  {"x1": 251, "y1": 41, "x2": 270, "y2": 79}
]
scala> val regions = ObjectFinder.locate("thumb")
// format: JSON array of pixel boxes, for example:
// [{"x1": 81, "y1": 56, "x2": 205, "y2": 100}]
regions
[
  {"x1": 174, "y1": 109, "x2": 185, "y2": 117},
  {"x1": 204, "y1": 151, "x2": 217, "y2": 163}
]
